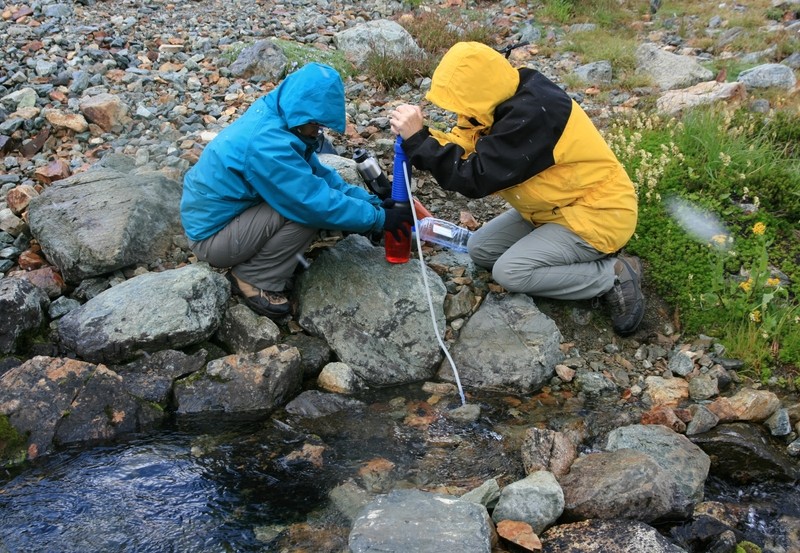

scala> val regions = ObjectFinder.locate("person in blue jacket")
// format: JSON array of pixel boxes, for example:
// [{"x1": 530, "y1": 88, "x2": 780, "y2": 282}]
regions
[{"x1": 181, "y1": 62, "x2": 412, "y2": 318}]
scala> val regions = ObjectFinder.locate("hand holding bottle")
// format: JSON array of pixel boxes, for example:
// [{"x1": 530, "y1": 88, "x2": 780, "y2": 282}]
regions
[{"x1": 381, "y1": 198, "x2": 413, "y2": 241}]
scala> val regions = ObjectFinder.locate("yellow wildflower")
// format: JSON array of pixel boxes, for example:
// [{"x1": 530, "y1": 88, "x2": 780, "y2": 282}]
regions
[
  {"x1": 749, "y1": 310, "x2": 761, "y2": 323},
  {"x1": 766, "y1": 278, "x2": 781, "y2": 287},
  {"x1": 739, "y1": 279, "x2": 753, "y2": 293},
  {"x1": 752, "y1": 222, "x2": 766, "y2": 235}
]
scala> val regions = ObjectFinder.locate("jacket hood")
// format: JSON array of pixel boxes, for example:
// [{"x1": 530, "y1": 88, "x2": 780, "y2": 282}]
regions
[
  {"x1": 273, "y1": 62, "x2": 346, "y2": 133},
  {"x1": 426, "y1": 42, "x2": 520, "y2": 128}
]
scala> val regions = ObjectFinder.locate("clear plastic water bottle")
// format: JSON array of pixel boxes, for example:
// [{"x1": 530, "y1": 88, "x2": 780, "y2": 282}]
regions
[{"x1": 416, "y1": 217, "x2": 472, "y2": 253}]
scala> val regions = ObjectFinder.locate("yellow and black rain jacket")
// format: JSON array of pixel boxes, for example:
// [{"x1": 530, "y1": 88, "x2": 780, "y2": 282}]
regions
[{"x1": 401, "y1": 42, "x2": 638, "y2": 254}]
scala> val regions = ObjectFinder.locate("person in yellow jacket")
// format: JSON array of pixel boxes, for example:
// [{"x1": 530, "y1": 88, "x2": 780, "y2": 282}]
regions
[{"x1": 389, "y1": 41, "x2": 644, "y2": 336}]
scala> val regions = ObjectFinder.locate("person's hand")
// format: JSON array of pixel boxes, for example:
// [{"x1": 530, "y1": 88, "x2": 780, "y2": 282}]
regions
[
  {"x1": 381, "y1": 198, "x2": 414, "y2": 241},
  {"x1": 389, "y1": 104, "x2": 424, "y2": 139}
]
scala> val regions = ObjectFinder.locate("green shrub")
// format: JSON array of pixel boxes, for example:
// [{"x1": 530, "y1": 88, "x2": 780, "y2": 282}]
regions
[
  {"x1": 364, "y1": 50, "x2": 438, "y2": 89},
  {"x1": 606, "y1": 104, "x2": 800, "y2": 384},
  {"x1": 398, "y1": 9, "x2": 495, "y2": 55}
]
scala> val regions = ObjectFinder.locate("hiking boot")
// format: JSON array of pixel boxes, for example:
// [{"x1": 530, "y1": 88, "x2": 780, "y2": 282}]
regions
[
  {"x1": 602, "y1": 255, "x2": 645, "y2": 336},
  {"x1": 226, "y1": 272, "x2": 291, "y2": 318}
]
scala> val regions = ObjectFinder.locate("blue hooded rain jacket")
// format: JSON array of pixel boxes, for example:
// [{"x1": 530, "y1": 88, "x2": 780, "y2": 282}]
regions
[{"x1": 181, "y1": 63, "x2": 384, "y2": 241}]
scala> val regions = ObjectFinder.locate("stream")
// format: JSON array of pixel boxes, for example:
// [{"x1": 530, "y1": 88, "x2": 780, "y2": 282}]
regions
[{"x1": 1, "y1": 382, "x2": 797, "y2": 552}]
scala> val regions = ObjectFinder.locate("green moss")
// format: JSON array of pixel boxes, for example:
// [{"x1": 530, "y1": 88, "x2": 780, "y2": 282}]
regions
[
  {"x1": 0, "y1": 414, "x2": 27, "y2": 467},
  {"x1": 271, "y1": 38, "x2": 355, "y2": 78},
  {"x1": 736, "y1": 541, "x2": 762, "y2": 553}
]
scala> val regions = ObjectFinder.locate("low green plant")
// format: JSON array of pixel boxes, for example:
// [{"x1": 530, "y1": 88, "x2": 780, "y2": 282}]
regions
[
  {"x1": 398, "y1": 9, "x2": 494, "y2": 55},
  {"x1": 271, "y1": 38, "x2": 355, "y2": 78},
  {"x1": 0, "y1": 414, "x2": 27, "y2": 467},
  {"x1": 221, "y1": 41, "x2": 251, "y2": 64},
  {"x1": 364, "y1": 50, "x2": 438, "y2": 89},
  {"x1": 541, "y1": 0, "x2": 575, "y2": 23},
  {"x1": 605, "y1": 105, "x2": 800, "y2": 384},
  {"x1": 561, "y1": 29, "x2": 638, "y2": 78},
  {"x1": 736, "y1": 540, "x2": 762, "y2": 553},
  {"x1": 696, "y1": 222, "x2": 799, "y2": 381}
]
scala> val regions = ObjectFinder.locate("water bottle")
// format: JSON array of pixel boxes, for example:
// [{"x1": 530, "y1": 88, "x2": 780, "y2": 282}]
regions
[
  {"x1": 384, "y1": 137, "x2": 412, "y2": 264},
  {"x1": 353, "y1": 148, "x2": 391, "y2": 199},
  {"x1": 416, "y1": 217, "x2": 472, "y2": 253}
]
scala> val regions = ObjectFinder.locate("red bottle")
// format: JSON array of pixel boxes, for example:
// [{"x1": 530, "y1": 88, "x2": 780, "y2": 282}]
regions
[{"x1": 385, "y1": 213, "x2": 411, "y2": 264}]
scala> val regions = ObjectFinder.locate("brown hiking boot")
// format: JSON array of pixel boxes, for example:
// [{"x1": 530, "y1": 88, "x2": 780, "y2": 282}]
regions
[
  {"x1": 226, "y1": 272, "x2": 291, "y2": 318},
  {"x1": 602, "y1": 255, "x2": 645, "y2": 336}
]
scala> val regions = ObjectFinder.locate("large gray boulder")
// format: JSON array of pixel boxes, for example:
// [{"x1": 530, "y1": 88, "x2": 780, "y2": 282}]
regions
[
  {"x1": 296, "y1": 234, "x2": 446, "y2": 387},
  {"x1": 736, "y1": 63, "x2": 797, "y2": 90},
  {"x1": 228, "y1": 39, "x2": 288, "y2": 81},
  {"x1": 438, "y1": 292, "x2": 563, "y2": 393},
  {"x1": 57, "y1": 263, "x2": 229, "y2": 363},
  {"x1": 635, "y1": 43, "x2": 714, "y2": 90},
  {"x1": 27, "y1": 165, "x2": 184, "y2": 282},
  {"x1": 334, "y1": 19, "x2": 424, "y2": 67},
  {"x1": 606, "y1": 424, "x2": 711, "y2": 509}
]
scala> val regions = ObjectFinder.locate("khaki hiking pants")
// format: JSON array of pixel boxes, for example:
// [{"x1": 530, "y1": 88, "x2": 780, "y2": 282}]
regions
[
  {"x1": 467, "y1": 209, "x2": 617, "y2": 301},
  {"x1": 188, "y1": 203, "x2": 317, "y2": 292}
]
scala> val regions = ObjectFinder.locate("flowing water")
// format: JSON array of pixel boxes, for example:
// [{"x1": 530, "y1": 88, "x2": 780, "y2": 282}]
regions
[{"x1": 1, "y1": 383, "x2": 797, "y2": 552}]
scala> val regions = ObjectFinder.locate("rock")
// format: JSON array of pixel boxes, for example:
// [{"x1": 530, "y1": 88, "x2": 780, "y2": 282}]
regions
[
  {"x1": 78, "y1": 93, "x2": 129, "y2": 132},
  {"x1": 349, "y1": 489, "x2": 495, "y2": 553},
  {"x1": 0, "y1": 356, "x2": 163, "y2": 461},
  {"x1": 560, "y1": 449, "x2": 676, "y2": 522},
  {"x1": 497, "y1": 519, "x2": 542, "y2": 551},
  {"x1": 438, "y1": 292, "x2": 563, "y2": 393},
  {"x1": 57, "y1": 264, "x2": 229, "y2": 363},
  {"x1": 43, "y1": 109, "x2": 90, "y2": 132},
  {"x1": 689, "y1": 422, "x2": 800, "y2": 483},
  {"x1": 4, "y1": 184, "x2": 38, "y2": 215},
  {"x1": 707, "y1": 388, "x2": 780, "y2": 422},
  {"x1": 284, "y1": 389, "x2": 365, "y2": 418},
  {"x1": 33, "y1": 159, "x2": 71, "y2": 184},
  {"x1": 605, "y1": 424, "x2": 710, "y2": 508},
  {"x1": 521, "y1": 427, "x2": 577, "y2": 478},
  {"x1": 318, "y1": 361, "x2": 364, "y2": 394},
  {"x1": 296, "y1": 234, "x2": 446, "y2": 387},
  {"x1": 541, "y1": 519, "x2": 687, "y2": 552},
  {"x1": 174, "y1": 344, "x2": 303, "y2": 414},
  {"x1": 492, "y1": 471, "x2": 565, "y2": 534},
  {"x1": 214, "y1": 303, "x2": 281, "y2": 354},
  {"x1": 228, "y1": 39, "x2": 288, "y2": 81},
  {"x1": 27, "y1": 165, "x2": 184, "y2": 282},
  {"x1": 737, "y1": 63, "x2": 797, "y2": 90},
  {"x1": 334, "y1": 19, "x2": 423, "y2": 67},
  {"x1": 635, "y1": 43, "x2": 714, "y2": 90},
  {"x1": 0, "y1": 277, "x2": 49, "y2": 354},
  {"x1": 656, "y1": 81, "x2": 747, "y2": 115}
]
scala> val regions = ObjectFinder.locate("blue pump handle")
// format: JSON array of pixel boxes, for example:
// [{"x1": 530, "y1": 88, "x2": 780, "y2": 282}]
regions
[{"x1": 391, "y1": 136, "x2": 410, "y2": 202}]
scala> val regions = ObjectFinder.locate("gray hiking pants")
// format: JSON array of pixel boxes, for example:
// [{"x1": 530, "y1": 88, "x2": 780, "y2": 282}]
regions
[
  {"x1": 467, "y1": 209, "x2": 617, "y2": 301},
  {"x1": 188, "y1": 203, "x2": 317, "y2": 292}
]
